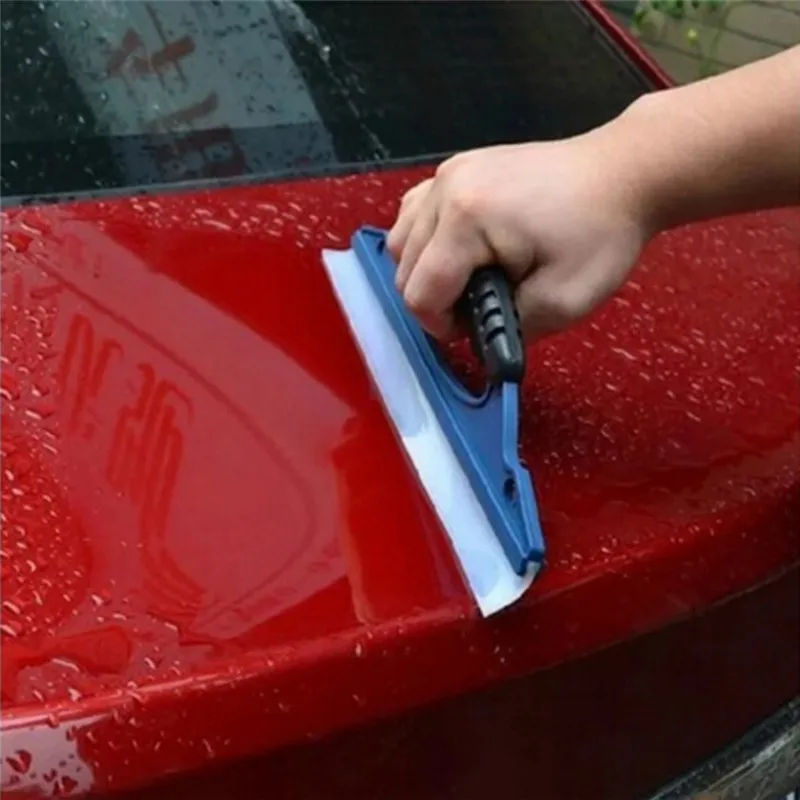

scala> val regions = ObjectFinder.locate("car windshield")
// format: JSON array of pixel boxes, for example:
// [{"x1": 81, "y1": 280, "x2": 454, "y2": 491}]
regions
[{"x1": 1, "y1": 0, "x2": 654, "y2": 203}]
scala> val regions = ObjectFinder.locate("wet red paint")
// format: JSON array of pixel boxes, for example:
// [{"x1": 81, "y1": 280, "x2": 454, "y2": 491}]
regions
[
  {"x1": 1, "y1": 13, "x2": 799, "y2": 800},
  {"x1": 2, "y1": 171, "x2": 798, "y2": 796}
]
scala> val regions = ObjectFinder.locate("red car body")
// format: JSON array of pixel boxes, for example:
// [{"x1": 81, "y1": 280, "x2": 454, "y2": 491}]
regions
[{"x1": 1, "y1": 2, "x2": 798, "y2": 798}]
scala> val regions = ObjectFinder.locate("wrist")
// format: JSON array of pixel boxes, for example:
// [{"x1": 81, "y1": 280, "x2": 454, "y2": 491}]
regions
[{"x1": 607, "y1": 90, "x2": 686, "y2": 236}]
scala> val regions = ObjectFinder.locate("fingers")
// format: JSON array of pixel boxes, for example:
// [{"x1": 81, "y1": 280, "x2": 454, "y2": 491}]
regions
[
  {"x1": 396, "y1": 200, "x2": 438, "y2": 294},
  {"x1": 387, "y1": 165, "x2": 523, "y2": 341},
  {"x1": 403, "y1": 210, "x2": 493, "y2": 340},
  {"x1": 386, "y1": 179, "x2": 432, "y2": 271},
  {"x1": 389, "y1": 177, "x2": 606, "y2": 344},
  {"x1": 387, "y1": 172, "x2": 496, "y2": 339}
]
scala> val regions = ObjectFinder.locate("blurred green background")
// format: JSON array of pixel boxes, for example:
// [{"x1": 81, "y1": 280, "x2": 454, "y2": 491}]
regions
[{"x1": 608, "y1": 0, "x2": 800, "y2": 82}]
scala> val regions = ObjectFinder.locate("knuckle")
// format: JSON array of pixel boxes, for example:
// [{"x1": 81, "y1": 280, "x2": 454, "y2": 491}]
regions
[
  {"x1": 400, "y1": 178, "x2": 431, "y2": 206},
  {"x1": 434, "y1": 157, "x2": 482, "y2": 217},
  {"x1": 406, "y1": 271, "x2": 450, "y2": 318},
  {"x1": 400, "y1": 187, "x2": 419, "y2": 207},
  {"x1": 404, "y1": 288, "x2": 428, "y2": 316},
  {"x1": 436, "y1": 151, "x2": 475, "y2": 182},
  {"x1": 435, "y1": 154, "x2": 462, "y2": 177},
  {"x1": 448, "y1": 184, "x2": 480, "y2": 217},
  {"x1": 404, "y1": 286, "x2": 439, "y2": 323}
]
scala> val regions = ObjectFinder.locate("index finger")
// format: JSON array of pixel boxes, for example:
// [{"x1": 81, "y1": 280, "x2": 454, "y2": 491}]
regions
[
  {"x1": 386, "y1": 179, "x2": 433, "y2": 262},
  {"x1": 402, "y1": 211, "x2": 492, "y2": 339}
]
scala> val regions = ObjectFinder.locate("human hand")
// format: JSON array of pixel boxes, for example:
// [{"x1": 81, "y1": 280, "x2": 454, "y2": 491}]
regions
[{"x1": 386, "y1": 121, "x2": 655, "y2": 341}]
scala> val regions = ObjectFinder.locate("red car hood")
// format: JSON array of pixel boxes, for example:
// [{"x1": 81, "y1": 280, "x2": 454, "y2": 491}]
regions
[{"x1": 1, "y1": 169, "x2": 799, "y2": 795}]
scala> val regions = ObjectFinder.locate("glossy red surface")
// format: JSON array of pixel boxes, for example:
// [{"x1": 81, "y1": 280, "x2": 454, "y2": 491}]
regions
[
  {"x1": 2, "y1": 166, "x2": 799, "y2": 796},
  {"x1": 54, "y1": 567, "x2": 800, "y2": 800}
]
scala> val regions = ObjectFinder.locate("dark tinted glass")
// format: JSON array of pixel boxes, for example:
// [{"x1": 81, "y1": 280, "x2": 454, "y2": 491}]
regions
[{"x1": 1, "y1": 0, "x2": 654, "y2": 202}]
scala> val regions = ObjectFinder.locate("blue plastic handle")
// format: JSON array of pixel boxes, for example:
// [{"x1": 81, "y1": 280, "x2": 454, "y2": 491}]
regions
[{"x1": 351, "y1": 226, "x2": 545, "y2": 576}]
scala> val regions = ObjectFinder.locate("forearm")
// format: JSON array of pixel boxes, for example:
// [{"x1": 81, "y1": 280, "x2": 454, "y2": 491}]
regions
[{"x1": 613, "y1": 45, "x2": 800, "y2": 232}]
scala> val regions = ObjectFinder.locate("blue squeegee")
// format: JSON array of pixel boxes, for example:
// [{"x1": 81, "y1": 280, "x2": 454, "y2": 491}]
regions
[{"x1": 322, "y1": 226, "x2": 545, "y2": 616}]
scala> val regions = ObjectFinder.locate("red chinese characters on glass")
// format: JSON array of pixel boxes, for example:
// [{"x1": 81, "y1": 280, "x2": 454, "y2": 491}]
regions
[{"x1": 104, "y1": 3, "x2": 247, "y2": 179}]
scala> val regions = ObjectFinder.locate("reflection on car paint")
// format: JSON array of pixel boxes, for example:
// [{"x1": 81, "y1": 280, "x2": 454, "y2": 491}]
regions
[
  {"x1": 1, "y1": 713, "x2": 107, "y2": 795},
  {"x1": 60, "y1": 314, "x2": 202, "y2": 622},
  {"x1": 1, "y1": 209, "x2": 363, "y2": 705}
]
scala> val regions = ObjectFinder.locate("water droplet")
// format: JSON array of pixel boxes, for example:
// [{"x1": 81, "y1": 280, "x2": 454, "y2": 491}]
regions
[
  {"x1": 1, "y1": 620, "x2": 23, "y2": 638},
  {"x1": 5, "y1": 749, "x2": 32, "y2": 774},
  {"x1": 2, "y1": 598, "x2": 22, "y2": 616},
  {"x1": 202, "y1": 219, "x2": 232, "y2": 232}
]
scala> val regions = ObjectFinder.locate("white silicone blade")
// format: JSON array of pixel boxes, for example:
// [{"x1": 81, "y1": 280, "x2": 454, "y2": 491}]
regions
[{"x1": 322, "y1": 247, "x2": 537, "y2": 617}]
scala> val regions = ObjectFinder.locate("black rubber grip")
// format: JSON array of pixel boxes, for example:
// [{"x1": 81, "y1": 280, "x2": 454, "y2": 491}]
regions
[{"x1": 457, "y1": 267, "x2": 525, "y2": 385}]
